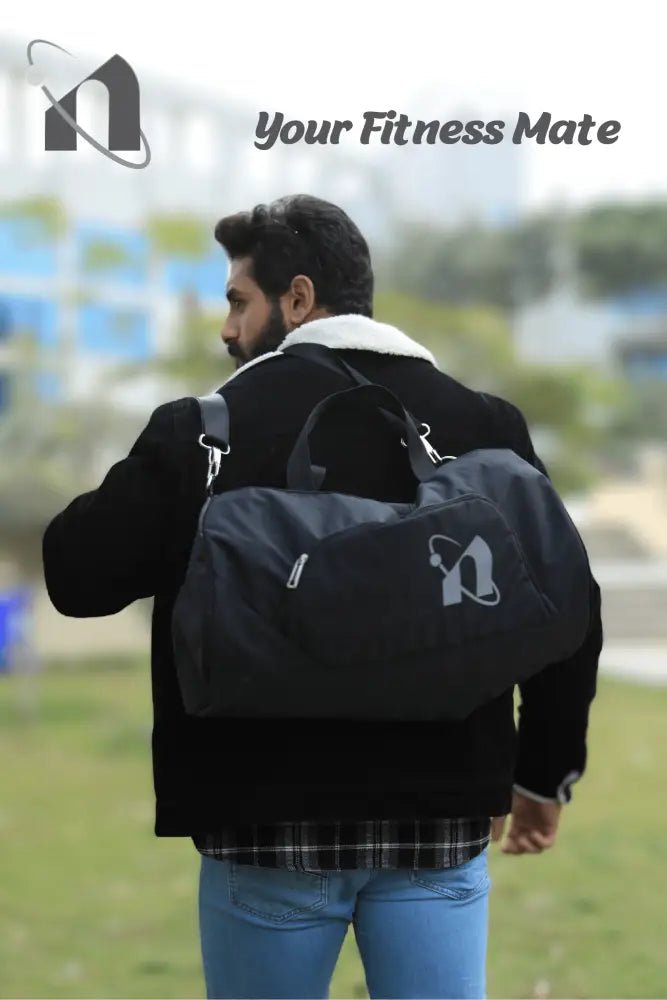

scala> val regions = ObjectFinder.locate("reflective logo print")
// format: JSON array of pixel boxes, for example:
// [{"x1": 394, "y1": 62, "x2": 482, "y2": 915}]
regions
[{"x1": 428, "y1": 534, "x2": 501, "y2": 607}]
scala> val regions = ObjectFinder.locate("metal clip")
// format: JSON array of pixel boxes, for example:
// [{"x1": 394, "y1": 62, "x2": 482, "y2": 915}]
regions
[
  {"x1": 422, "y1": 436, "x2": 444, "y2": 464},
  {"x1": 401, "y1": 422, "x2": 448, "y2": 465},
  {"x1": 198, "y1": 433, "x2": 230, "y2": 494}
]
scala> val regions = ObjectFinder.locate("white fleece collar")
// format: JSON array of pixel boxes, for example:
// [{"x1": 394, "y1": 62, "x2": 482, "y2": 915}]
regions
[
  {"x1": 223, "y1": 313, "x2": 438, "y2": 385},
  {"x1": 279, "y1": 314, "x2": 438, "y2": 365}
]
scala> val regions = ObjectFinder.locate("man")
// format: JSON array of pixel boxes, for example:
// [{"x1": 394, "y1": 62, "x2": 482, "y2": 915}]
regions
[{"x1": 42, "y1": 194, "x2": 602, "y2": 1000}]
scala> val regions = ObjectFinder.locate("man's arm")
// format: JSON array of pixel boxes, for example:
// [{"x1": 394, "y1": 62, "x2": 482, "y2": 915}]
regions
[
  {"x1": 42, "y1": 398, "x2": 205, "y2": 618},
  {"x1": 513, "y1": 575, "x2": 602, "y2": 804},
  {"x1": 485, "y1": 393, "x2": 604, "y2": 806}
]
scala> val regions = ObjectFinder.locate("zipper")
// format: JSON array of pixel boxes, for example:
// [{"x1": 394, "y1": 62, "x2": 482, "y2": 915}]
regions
[
  {"x1": 286, "y1": 553, "x2": 309, "y2": 589},
  {"x1": 284, "y1": 496, "x2": 479, "y2": 590}
]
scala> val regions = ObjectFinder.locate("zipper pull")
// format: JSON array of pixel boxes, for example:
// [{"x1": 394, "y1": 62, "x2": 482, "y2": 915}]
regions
[{"x1": 286, "y1": 553, "x2": 309, "y2": 589}]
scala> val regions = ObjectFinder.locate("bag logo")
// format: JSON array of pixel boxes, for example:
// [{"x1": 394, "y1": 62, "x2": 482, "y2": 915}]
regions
[{"x1": 428, "y1": 534, "x2": 501, "y2": 607}]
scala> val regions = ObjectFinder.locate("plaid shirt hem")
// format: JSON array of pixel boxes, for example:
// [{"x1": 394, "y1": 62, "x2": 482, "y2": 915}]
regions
[{"x1": 192, "y1": 817, "x2": 492, "y2": 871}]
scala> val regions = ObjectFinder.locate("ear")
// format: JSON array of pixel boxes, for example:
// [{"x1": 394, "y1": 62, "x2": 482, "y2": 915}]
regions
[{"x1": 284, "y1": 273, "x2": 316, "y2": 324}]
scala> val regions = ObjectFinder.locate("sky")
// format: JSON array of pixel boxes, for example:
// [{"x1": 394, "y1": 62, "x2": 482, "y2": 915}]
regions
[{"x1": 5, "y1": 0, "x2": 667, "y2": 211}]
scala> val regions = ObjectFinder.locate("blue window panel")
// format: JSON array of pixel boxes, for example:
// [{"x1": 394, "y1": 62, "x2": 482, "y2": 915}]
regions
[
  {"x1": 76, "y1": 222, "x2": 149, "y2": 287},
  {"x1": 163, "y1": 249, "x2": 227, "y2": 299},
  {"x1": 0, "y1": 299, "x2": 10, "y2": 341},
  {"x1": 78, "y1": 303, "x2": 151, "y2": 360},
  {"x1": 624, "y1": 352, "x2": 667, "y2": 379},
  {"x1": 0, "y1": 295, "x2": 59, "y2": 349},
  {"x1": 612, "y1": 285, "x2": 667, "y2": 317},
  {"x1": 33, "y1": 371, "x2": 62, "y2": 401},
  {"x1": 0, "y1": 371, "x2": 11, "y2": 413},
  {"x1": 0, "y1": 218, "x2": 57, "y2": 276}
]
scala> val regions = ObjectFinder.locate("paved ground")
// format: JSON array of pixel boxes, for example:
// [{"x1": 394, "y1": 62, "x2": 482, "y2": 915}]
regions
[{"x1": 599, "y1": 644, "x2": 667, "y2": 685}]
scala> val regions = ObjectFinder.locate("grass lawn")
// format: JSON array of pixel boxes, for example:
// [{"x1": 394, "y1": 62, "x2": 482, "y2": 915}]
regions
[{"x1": 0, "y1": 657, "x2": 665, "y2": 999}]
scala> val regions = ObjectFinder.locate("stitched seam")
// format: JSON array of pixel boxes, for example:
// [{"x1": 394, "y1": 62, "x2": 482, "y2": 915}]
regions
[
  {"x1": 410, "y1": 868, "x2": 490, "y2": 900},
  {"x1": 228, "y1": 868, "x2": 327, "y2": 922}
]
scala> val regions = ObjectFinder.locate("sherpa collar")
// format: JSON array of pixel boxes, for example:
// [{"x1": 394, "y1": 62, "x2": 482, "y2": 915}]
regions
[
  {"x1": 223, "y1": 313, "x2": 438, "y2": 385},
  {"x1": 279, "y1": 314, "x2": 437, "y2": 365}
]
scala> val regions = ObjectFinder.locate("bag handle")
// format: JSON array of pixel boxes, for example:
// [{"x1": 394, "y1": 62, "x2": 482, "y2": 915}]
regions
[
  {"x1": 286, "y1": 382, "x2": 438, "y2": 491},
  {"x1": 195, "y1": 391, "x2": 230, "y2": 495}
]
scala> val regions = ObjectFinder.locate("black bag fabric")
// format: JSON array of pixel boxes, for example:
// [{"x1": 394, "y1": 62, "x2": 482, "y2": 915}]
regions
[{"x1": 171, "y1": 345, "x2": 592, "y2": 722}]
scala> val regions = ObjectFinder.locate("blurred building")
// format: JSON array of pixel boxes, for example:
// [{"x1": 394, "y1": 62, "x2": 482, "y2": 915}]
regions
[
  {"x1": 0, "y1": 35, "x2": 399, "y2": 415},
  {"x1": 513, "y1": 222, "x2": 667, "y2": 378},
  {"x1": 377, "y1": 101, "x2": 524, "y2": 229},
  {"x1": 514, "y1": 284, "x2": 667, "y2": 377},
  {"x1": 616, "y1": 307, "x2": 667, "y2": 379},
  {"x1": 0, "y1": 204, "x2": 232, "y2": 413},
  {"x1": 0, "y1": 37, "x2": 537, "y2": 417}
]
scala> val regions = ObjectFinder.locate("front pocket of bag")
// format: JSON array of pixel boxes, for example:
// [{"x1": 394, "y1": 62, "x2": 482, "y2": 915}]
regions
[
  {"x1": 285, "y1": 495, "x2": 554, "y2": 666},
  {"x1": 228, "y1": 863, "x2": 328, "y2": 923}
]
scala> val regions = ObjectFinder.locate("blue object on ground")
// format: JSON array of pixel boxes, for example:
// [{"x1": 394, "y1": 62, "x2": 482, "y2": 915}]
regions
[{"x1": 0, "y1": 587, "x2": 33, "y2": 674}]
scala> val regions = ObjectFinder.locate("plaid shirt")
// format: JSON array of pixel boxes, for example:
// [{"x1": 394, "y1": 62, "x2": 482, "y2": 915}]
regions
[{"x1": 192, "y1": 817, "x2": 492, "y2": 871}]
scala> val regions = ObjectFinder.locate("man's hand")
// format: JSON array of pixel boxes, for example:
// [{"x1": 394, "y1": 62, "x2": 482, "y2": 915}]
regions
[{"x1": 491, "y1": 790, "x2": 562, "y2": 854}]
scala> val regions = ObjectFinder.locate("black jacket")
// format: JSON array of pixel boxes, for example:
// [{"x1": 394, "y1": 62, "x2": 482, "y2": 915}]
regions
[{"x1": 42, "y1": 314, "x2": 602, "y2": 835}]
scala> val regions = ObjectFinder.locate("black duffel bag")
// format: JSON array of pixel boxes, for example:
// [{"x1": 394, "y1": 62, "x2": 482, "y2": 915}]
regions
[{"x1": 171, "y1": 345, "x2": 592, "y2": 721}]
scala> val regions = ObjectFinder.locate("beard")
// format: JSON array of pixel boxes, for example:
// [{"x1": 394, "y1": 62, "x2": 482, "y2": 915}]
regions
[{"x1": 230, "y1": 299, "x2": 289, "y2": 367}]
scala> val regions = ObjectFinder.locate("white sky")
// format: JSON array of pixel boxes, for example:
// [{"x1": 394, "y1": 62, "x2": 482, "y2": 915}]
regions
[{"x1": 6, "y1": 0, "x2": 667, "y2": 210}]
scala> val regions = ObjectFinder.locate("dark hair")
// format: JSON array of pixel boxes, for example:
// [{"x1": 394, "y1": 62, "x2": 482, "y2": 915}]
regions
[{"x1": 214, "y1": 194, "x2": 374, "y2": 317}]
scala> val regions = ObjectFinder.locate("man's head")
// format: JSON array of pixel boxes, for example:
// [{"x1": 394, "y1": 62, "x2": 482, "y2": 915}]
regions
[{"x1": 214, "y1": 194, "x2": 374, "y2": 366}]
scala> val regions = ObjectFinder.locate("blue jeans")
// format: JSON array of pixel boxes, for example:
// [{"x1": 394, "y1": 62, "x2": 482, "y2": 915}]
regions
[{"x1": 198, "y1": 846, "x2": 491, "y2": 999}]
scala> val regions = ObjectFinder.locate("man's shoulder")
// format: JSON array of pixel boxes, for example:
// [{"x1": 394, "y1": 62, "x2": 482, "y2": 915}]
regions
[
  {"x1": 144, "y1": 396, "x2": 201, "y2": 441},
  {"x1": 477, "y1": 390, "x2": 525, "y2": 426},
  {"x1": 476, "y1": 391, "x2": 534, "y2": 461},
  {"x1": 217, "y1": 352, "x2": 532, "y2": 447},
  {"x1": 380, "y1": 358, "x2": 529, "y2": 448},
  {"x1": 150, "y1": 355, "x2": 533, "y2": 465}
]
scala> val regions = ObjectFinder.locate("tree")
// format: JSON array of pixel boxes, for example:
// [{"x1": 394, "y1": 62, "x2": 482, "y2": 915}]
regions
[
  {"x1": 382, "y1": 199, "x2": 667, "y2": 311},
  {"x1": 0, "y1": 197, "x2": 145, "y2": 584},
  {"x1": 107, "y1": 213, "x2": 232, "y2": 396},
  {"x1": 573, "y1": 200, "x2": 667, "y2": 297},
  {"x1": 0, "y1": 327, "x2": 139, "y2": 583}
]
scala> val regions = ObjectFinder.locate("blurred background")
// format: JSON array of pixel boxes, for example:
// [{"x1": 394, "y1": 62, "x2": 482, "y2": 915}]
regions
[{"x1": 1, "y1": 4, "x2": 666, "y2": 998}]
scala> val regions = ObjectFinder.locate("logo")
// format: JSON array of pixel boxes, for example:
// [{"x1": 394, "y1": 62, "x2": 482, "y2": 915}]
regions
[
  {"x1": 26, "y1": 39, "x2": 151, "y2": 169},
  {"x1": 428, "y1": 534, "x2": 501, "y2": 608}
]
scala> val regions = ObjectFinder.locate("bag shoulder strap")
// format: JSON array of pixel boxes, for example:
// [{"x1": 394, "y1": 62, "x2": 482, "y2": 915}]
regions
[
  {"x1": 282, "y1": 341, "x2": 426, "y2": 426},
  {"x1": 281, "y1": 341, "x2": 373, "y2": 389},
  {"x1": 196, "y1": 391, "x2": 230, "y2": 447}
]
